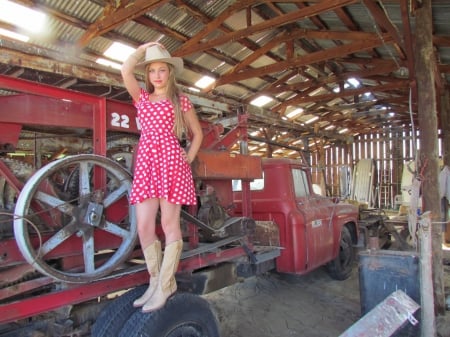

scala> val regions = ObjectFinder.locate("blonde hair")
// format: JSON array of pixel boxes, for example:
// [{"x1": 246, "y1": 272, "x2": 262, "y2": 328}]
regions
[{"x1": 145, "y1": 63, "x2": 186, "y2": 139}]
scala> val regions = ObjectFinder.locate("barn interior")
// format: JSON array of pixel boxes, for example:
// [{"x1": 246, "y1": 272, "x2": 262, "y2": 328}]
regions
[{"x1": 0, "y1": 1, "x2": 450, "y2": 336}]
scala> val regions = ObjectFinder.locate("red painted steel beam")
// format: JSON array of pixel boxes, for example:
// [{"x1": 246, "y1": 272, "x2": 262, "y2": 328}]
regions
[
  {"x1": 0, "y1": 94, "x2": 94, "y2": 128},
  {"x1": 0, "y1": 270, "x2": 148, "y2": 324},
  {"x1": 0, "y1": 75, "x2": 100, "y2": 104},
  {"x1": 0, "y1": 245, "x2": 249, "y2": 324},
  {"x1": 0, "y1": 75, "x2": 140, "y2": 132},
  {"x1": 0, "y1": 160, "x2": 24, "y2": 193},
  {"x1": 178, "y1": 245, "x2": 248, "y2": 272},
  {"x1": 0, "y1": 123, "x2": 22, "y2": 149}
]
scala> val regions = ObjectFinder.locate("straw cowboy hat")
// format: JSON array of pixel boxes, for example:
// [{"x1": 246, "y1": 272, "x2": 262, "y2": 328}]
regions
[{"x1": 136, "y1": 44, "x2": 184, "y2": 75}]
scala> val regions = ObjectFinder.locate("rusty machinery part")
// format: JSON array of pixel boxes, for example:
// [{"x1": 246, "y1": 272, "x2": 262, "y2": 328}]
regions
[
  {"x1": 15, "y1": 131, "x2": 137, "y2": 162},
  {"x1": 197, "y1": 203, "x2": 228, "y2": 229},
  {"x1": 13, "y1": 154, "x2": 137, "y2": 283},
  {"x1": 109, "y1": 151, "x2": 134, "y2": 173},
  {"x1": 0, "y1": 158, "x2": 35, "y2": 239},
  {"x1": 107, "y1": 134, "x2": 138, "y2": 173},
  {"x1": 1, "y1": 132, "x2": 136, "y2": 210},
  {"x1": 0, "y1": 157, "x2": 34, "y2": 211},
  {"x1": 183, "y1": 212, "x2": 256, "y2": 243}
]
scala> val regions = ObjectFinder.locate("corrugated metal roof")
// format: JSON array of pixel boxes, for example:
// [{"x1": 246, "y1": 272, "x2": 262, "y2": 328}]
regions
[{"x1": 0, "y1": 0, "x2": 449, "y2": 156}]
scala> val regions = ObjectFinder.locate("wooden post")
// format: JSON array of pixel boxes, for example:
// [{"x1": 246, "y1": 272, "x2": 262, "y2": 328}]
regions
[
  {"x1": 419, "y1": 212, "x2": 436, "y2": 337},
  {"x1": 441, "y1": 90, "x2": 450, "y2": 243},
  {"x1": 414, "y1": 0, "x2": 446, "y2": 314}
]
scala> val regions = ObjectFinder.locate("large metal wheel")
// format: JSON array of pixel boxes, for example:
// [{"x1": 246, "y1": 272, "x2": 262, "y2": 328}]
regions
[{"x1": 14, "y1": 154, "x2": 137, "y2": 283}]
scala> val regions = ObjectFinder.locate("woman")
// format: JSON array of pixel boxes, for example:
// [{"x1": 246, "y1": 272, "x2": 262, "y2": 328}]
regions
[{"x1": 121, "y1": 42, "x2": 203, "y2": 313}]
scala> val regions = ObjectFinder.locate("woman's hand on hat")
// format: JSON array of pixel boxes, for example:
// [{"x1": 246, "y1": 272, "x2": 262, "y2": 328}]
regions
[
  {"x1": 133, "y1": 42, "x2": 165, "y2": 60},
  {"x1": 141, "y1": 41, "x2": 165, "y2": 50}
]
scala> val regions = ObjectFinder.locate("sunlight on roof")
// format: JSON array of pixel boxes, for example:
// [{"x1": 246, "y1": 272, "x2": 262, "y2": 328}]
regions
[
  {"x1": 0, "y1": 27, "x2": 28, "y2": 42},
  {"x1": 103, "y1": 42, "x2": 136, "y2": 63},
  {"x1": 195, "y1": 75, "x2": 215, "y2": 89},
  {"x1": 286, "y1": 108, "x2": 303, "y2": 119},
  {"x1": 347, "y1": 77, "x2": 360, "y2": 87},
  {"x1": 250, "y1": 95, "x2": 273, "y2": 107},
  {"x1": 96, "y1": 58, "x2": 122, "y2": 70},
  {"x1": 188, "y1": 87, "x2": 201, "y2": 93},
  {"x1": 333, "y1": 83, "x2": 350, "y2": 93},
  {"x1": 305, "y1": 116, "x2": 319, "y2": 124},
  {"x1": 0, "y1": 0, "x2": 47, "y2": 33}
]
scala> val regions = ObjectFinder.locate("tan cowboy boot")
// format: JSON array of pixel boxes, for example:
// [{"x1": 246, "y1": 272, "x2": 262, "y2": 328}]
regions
[
  {"x1": 133, "y1": 240, "x2": 162, "y2": 307},
  {"x1": 142, "y1": 239, "x2": 183, "y2": 313}
]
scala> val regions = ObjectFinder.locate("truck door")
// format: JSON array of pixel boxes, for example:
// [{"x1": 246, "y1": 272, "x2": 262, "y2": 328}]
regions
[{"x1": 292, "y1": 168, "x2": 333, "y2": 270}]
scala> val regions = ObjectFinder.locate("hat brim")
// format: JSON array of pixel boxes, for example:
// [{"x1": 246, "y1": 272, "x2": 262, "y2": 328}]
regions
[{"x1": 136, "y1": 57, "x2": 184, "y2": 75}]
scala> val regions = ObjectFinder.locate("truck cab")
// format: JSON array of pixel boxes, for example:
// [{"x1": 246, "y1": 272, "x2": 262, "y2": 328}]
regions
[{"x1": 233, "y1": 158, "x2": 359, "y2": 280}]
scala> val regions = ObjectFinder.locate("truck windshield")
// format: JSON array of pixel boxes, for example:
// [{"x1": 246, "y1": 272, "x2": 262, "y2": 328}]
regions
[
  {"x1": 292, "y1": 168, "x2": 310, "y2": 197},
  {"x1": 232, "y1": 173, "x2": 265, "y2": 191}
]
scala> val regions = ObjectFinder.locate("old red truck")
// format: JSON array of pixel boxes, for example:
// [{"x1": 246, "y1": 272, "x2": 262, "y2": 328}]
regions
[
  {"x1": 0, "y1": 75, "x2": 359, "y2": 337},
  {"x1": 232, "y1": 157, "x2": 359, "y2": 281}
]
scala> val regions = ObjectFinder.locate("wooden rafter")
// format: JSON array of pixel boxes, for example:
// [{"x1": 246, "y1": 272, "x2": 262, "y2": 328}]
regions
[
  {"x1": 174, "y1": 0, "x2": 359, "y2": 56},
  {"x1": 277, "y1": 79, "x2": 410, "y2": 108},
  {"x1": 214, "y1": 37, "x2": 393, "y2": 88},
  {"x1": 76, "y1": 0, "x2": 169, "y2": 48}
]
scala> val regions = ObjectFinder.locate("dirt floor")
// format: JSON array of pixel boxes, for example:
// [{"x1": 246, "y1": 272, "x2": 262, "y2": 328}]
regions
[{"x1": 205, "y1": 249, "x2": 450, "y2": 337}]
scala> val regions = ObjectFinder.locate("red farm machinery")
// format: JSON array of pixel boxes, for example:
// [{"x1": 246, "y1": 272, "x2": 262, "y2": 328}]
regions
[{"x1": 0, "y1": 75, "x2": 359, "y2": 337}]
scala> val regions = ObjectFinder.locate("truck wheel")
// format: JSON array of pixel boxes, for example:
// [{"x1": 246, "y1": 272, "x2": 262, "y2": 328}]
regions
[
  {"x1": 91, "y1": 285, "x2": 146, "y2": 337},
  {"x1": 118, "y1": 292, "x2": 220, "y2": 337},
  {"x1": 91, "y1": 285, "x2": 148, "y2": 337},
  {"x1": 327, "y1": 226, "x2": 354, "y2": 280}
]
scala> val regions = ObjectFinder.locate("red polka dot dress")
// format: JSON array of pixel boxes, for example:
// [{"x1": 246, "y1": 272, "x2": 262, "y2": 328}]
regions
[{"x1": 130, "y1": 89, "x2": 197, "y2": 205}]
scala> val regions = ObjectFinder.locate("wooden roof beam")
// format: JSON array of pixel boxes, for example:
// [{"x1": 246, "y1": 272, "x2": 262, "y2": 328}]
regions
[
  {"x1": 174, "y1": 0, "x2": 359, "y2": 56},
  {"x1": 259, "y1": 62, "x2": 399, "y2": 97},
  {"x1": 173, "y1": 1, "x2": 258, "y2": 56},
  {"x1": 76, "y1": 0, "x2": 169, "y2": 48},
  {"x1": 215, "y1": 37, "x2": 393, "y2": 87},
  {"x1": 361, "y1": 0, "x2": 406, "y2": 59},
  {"x1": 277, "y1": 80, "x2": 410, "y2": 108}
]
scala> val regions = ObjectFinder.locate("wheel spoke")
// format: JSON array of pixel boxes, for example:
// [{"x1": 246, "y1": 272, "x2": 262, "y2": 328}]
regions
[
  {"x1": 78, "y1": 161, "x2": 91, "y2": 196},
  {"x1": 103, "y1": 183, "x2": 130, "y2": 207},
  {"x1": 102, "y1": 220, "x2": 131, "y2": 239},
  {"x1": 40, "y1": 220, "x2": 79, "y2": 256},
  {"x1": 82, "y1": 228, "x2": 95, "y2": 273},
  {"x1": 35, "y1": 191, "x2": 75, "y2": 215}
]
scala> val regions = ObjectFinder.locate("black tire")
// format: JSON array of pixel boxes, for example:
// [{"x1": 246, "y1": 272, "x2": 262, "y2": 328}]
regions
[
  {"x1": 91, "y1": 285, "x2": 146, "y2": 337},
  {"x1": 327, "y1": 226, "x2": 354, "y2": 280},
  {"x1": 118, "y1": 292, "x2": 220, "y2": 337}
]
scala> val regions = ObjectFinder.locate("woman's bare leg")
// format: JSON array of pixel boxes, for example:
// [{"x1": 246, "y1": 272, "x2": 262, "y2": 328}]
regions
[
  {"x1": 135, "y1": 198, "x2": 160, "y2": 248},
  {"x1": 159, "y1": 198, "x2": 182, "y2": 244}
]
